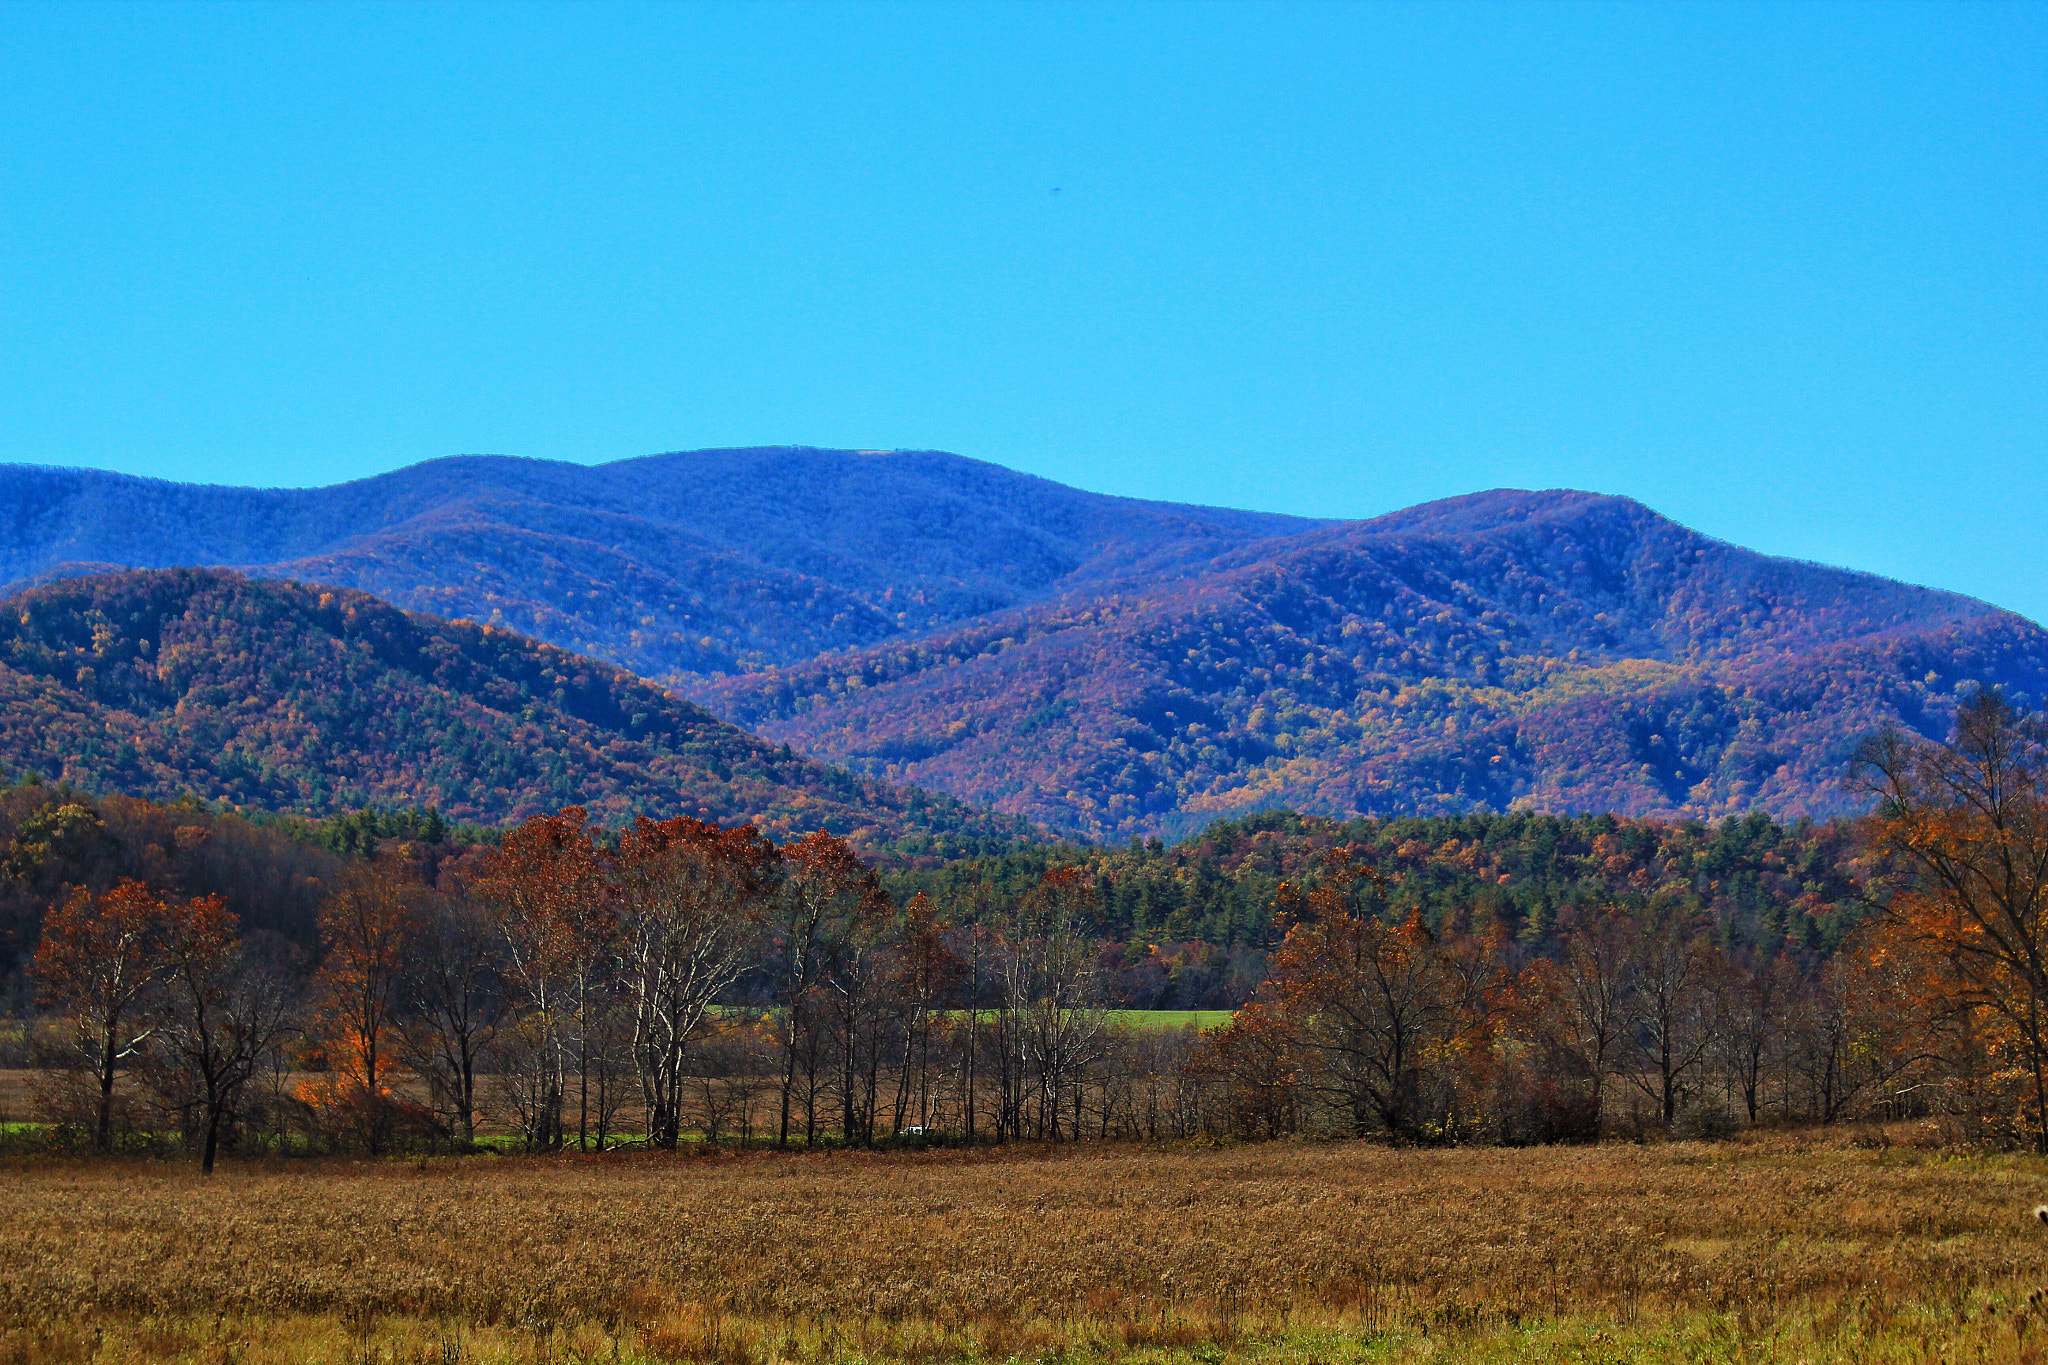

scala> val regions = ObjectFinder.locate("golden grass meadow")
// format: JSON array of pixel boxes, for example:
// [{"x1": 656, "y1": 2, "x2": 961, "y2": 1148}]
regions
[{"x1": 8, "y1": 1128, "x2": 2048, "y2": 1365}]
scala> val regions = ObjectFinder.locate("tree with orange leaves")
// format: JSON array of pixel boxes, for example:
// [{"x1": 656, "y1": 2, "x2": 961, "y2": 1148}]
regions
[
  {"x1": 1227, "y1": 852, "x2": 1467, "y2": 1139},
  {"x1": 30, "y1": 878, "x2": 176, "y2": 1150},
  {"x1": 309, "y1": 858, "x2": 422, "y2": 1152},
  {"x1": 1854, "y1": 692, "x2": 2048, "y2": 1147}
]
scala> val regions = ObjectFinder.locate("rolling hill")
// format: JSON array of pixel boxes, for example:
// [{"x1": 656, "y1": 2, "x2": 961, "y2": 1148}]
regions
[
  {"x1": 701, "y1": 490, "x2": 2048, "y2": 838},
  {"x1": 4, "y1": 452, "x2": 2043, "y2": 840},
  {"x1": 0, "y1": 568, "x2": 1032, "y2": 856},
  {"x1": 0, "y1": 448, "x2": 1320, "y2": 680}
]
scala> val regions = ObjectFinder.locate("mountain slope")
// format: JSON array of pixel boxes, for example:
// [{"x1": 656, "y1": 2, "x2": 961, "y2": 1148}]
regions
[
  {"x1": 7, "y1": 455, "x2": 2041, "y2": 840},
  {"x1": 0, "y1": 449, "x2": 1322, "y2": 679},
  {"x1": 701, "y1": 491, "x2": 2048, "y2": 838},
  {"x1": 0, "y1": 569, "x2": 1033, "y2": 854}
]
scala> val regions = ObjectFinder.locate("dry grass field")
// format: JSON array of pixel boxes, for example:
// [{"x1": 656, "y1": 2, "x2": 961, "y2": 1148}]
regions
[{"x1": 6, "y1": 1128, "x2": 2048, "y2": 1364}]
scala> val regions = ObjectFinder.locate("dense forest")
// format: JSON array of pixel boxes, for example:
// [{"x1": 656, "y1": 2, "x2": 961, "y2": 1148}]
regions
[
  {"x1": 0, "y1": 569, "x2": 1032, "y2": 855},
  {"x1": 9, "y1": 454, "x2": 2044, "y2": 843},
  {"x1": 708, "y1": 491, "x2": 2048, "y2": 837},
  {"x1": 10, "y1": 694, "x2": 2048, "y2": 1162},
  {"x1": 884, "y1": 807, "x2": 1867, "y2": 1010}
]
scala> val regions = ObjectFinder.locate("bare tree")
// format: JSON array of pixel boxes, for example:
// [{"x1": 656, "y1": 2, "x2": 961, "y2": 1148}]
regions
[
  {"x1": 1000, "y1": 869, "x2": 1111, "y2": 1140},
  {"x1": 1622, "y1": 907, "x2": 1724, "y2": 1129},
  {"x1": 612, "y1": 817, "x2": 776, "y2": 1150},
  {"x1": 887, "y1": 894, "x2": 960, "y2": 1134},
  {"x1": 1714, "y1": 951, "x2": 1797, "y2": 1125},
  {"x1": 400, "y1": 885, "x2": 509, "y2": 1145},
  {"x1": 1543, "y1": 906, "x2": 1639, "y2": 1138},
  {"x1": 1783, "y1": 947, "x2": 1921, "y2": 1124},
  {"x1": 153, "y1": 897, "x2": 299, "y2": 1173}
]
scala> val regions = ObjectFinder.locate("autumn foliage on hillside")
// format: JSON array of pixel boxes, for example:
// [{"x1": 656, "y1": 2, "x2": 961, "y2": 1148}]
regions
[
  {"x1": 0, "y1": 569, "x2": 1033, "y2": 853},
  {"x1": 0, "y1": 779, "x2": 339, "y2": 974},
  {"x1": 9, "y1": 460, "x2": 2042, "y2": 846},
  {"x1": 707, "y1": 490, "x2": 2048, "y2": 838}
]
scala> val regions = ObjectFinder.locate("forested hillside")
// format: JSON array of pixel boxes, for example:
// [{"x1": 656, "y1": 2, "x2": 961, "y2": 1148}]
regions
[
  {"x1": 0, "y1": 780, "x2": 342, "y2": 973},
  {"x1": 884, "y1": 807, "x2": 1866, "y2": 1009},
  {"x1": 8, "y1": 456, "x2": 2041, "y2": 839},
  {"x1": 0, "y1": 569, "x2": 1030, "y2": 854},
  {"x1": 0, "y1": 449, "x2": 1318, "y2": 678},
  {"x1": 709, "y1": 491, "x2": 2048, "y2": 837}
]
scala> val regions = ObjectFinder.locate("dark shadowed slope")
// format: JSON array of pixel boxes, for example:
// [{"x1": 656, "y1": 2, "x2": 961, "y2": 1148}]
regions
[
  {"x1": 0, "y1": 569, "x2": 1034, "y2": 854},
  {"x1": 701, "y1": 491, "x2": 2048, "y2": 838},
  {"x1": 0, "y1": 449, "x2": 1323, "y2": 679}
]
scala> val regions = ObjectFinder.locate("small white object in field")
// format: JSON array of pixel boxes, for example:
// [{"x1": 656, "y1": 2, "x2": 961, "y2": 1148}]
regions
[{"x1": 2033, "y1": 1204, "x2": 2048, "y2": 1224}]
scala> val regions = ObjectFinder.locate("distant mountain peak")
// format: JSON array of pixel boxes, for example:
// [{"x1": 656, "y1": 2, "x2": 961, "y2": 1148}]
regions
[
  {"x1": 0, "y1": 449, "x2": 1328, "y2": 680},
  {"x1": 0, "y1": 451, "x2": 2037, "y2": 839}
]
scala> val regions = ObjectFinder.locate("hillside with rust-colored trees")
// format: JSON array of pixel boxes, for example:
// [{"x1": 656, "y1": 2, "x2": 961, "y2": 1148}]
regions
[
  {"x1": 9, "y1": 453, "x2": 2044, "y2": 840},
  {"x1": 706, "y1": 490, "x2": 2048, "y2": 837},
  {"x1": 0, "y1": 569, "x2": 1031, "y2": 856}
]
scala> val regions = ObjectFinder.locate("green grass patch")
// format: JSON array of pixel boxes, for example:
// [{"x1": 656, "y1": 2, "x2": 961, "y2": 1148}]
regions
[{"x1": 1102, "y1": 1009, "x2": 1234, "y2": 1031}]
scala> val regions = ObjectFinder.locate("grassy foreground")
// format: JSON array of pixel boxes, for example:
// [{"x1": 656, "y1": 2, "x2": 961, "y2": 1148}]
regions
[{"x1": 6, "y1": 1129, "x2": 2048, "y2": 1364}]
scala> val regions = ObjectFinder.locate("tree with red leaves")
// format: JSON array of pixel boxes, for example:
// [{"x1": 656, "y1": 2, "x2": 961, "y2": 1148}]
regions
[
  {"x1": 772, "y1": 830, "x2": 886, "y2": 1147},
  {"x1": 31, "y1": 878, "x2": 175, "y2": 1150},
  {"x1": 472, "y1": 807, "x2": 609, "y2": 1150}
]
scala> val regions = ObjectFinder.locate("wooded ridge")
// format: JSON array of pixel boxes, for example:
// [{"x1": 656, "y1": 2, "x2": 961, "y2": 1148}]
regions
[
  {"x1": 707, "y1": 489, "x2": 2048, "y2": 836},
  {"x1": 0, "y1": 568, "x2": 1031, "y2": 857},
  {"x1": 5, "y1": 453, "x2": 2044, "y2": 836}
]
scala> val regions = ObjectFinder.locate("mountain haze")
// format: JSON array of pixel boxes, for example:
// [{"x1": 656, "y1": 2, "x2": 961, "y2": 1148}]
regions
[{"x1": 0, "y1": 448, "x2": 1321, "y2": 679}]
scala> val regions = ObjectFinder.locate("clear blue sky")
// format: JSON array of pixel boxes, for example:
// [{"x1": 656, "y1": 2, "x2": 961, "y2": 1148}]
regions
[{"x1": 3, "y1": 1, "x2": 2043, "y2": 621}]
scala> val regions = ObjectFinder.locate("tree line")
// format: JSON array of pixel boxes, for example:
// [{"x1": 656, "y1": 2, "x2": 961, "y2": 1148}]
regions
[{"x1": 14, "y1": 692, "x2": 2048, "y2": 1166}]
